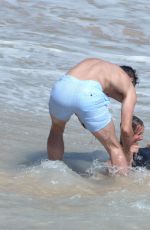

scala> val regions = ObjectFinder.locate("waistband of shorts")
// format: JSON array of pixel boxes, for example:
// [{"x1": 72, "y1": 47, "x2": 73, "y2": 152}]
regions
[{"x1": 60, "y1": 74, "x2": 103, "y2": 91}]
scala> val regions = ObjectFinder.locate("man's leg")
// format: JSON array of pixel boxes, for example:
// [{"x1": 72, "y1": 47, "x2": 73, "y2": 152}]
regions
[
  {"x1": 92, "y1": 120, "x2": 128, "y2": 174},
  {"x1": 47, "y1": 115, "x2": 67, "y2": 160}
]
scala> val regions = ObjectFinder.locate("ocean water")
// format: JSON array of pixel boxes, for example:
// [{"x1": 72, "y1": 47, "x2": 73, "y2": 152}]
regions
[{"x1": 0, "y1": 0, "x2": 150, "y2": 229}]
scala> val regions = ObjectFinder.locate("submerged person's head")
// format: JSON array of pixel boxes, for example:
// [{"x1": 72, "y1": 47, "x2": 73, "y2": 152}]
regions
[
  {"x1": 132, "y1": 115, "x2": 144, "y2": 133},
  {"x1": 120, "y1": 65, "x2": 138, "y2": 86}
]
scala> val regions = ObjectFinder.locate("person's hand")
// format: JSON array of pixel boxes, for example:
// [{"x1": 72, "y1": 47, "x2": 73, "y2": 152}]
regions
[
  {"x1": 129, "y1": 143, "x2": 139, "y2": 155},
  {"x1": 128, "y1": 143, "x2": 139, "y2": 166},
  {"x1": 132, "y1": 125, "x2": 144, "y2": 144}
]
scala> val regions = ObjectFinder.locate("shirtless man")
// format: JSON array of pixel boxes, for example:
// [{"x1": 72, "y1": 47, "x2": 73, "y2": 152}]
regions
[{"x1": 47, "y1": 58, "x2": 139, "y2": 174}]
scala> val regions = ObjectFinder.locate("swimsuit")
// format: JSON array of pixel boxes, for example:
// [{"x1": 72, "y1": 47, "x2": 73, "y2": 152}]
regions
[{"x1": 49, "y1": 75, "x2": 111, "y2": 132}]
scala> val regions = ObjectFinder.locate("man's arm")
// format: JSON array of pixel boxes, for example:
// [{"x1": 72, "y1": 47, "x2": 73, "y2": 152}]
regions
[{"x1": 120, "y1": 86, "x2": 137, "y2": 163}]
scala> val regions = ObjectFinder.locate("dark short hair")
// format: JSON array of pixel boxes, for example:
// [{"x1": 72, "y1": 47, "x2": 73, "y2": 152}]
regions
[
  {"x1": 132, "y1": 115, "x2": 144, "y2": 132},
  {"x1": 120, "y1": 65, "x2": 138, "y2": 86}
]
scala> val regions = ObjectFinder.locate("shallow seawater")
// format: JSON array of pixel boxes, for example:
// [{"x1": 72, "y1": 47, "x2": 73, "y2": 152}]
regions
[
  {"x1": 1, "y1": 160, "x2": 150, "y2": 230},
  {"x1": 0, "y1": 0, "x2": 150, "y2": 229}
]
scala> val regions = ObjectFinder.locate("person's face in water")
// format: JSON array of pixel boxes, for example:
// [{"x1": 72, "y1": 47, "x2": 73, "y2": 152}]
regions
[
  {"x1": 120, "y1": 122, "x2": 144, "y2": 145},
  {"x1": 133, "y1": 124, "x2": 144, "y2": 142}
]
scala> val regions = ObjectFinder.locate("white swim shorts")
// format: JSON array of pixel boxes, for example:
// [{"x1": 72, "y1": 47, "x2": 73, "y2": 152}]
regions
[{"x1": 49, "y1": 75, "x2": 111, "y2": 132}]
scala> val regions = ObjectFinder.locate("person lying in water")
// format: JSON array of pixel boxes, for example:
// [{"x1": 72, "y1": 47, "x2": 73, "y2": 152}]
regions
[
  {"x1": 120, "y1": 115, "x2": 150, "y2": 169},
  {"x1": 119, "y1": 115, "x2": 144, "y2": 167},
  {"x1": 129, "y1": 116, "x2": 150, "y2": 169}
]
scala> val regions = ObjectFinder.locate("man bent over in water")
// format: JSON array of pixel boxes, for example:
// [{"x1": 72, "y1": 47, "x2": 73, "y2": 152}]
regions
[{"x1": 47, "y1": 58, "x2": 140, "y2": 174}]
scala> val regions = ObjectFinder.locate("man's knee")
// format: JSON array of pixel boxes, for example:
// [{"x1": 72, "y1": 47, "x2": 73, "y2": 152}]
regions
[{"x1": 94, "y1": 121, "x2": 119, "y2": 144}]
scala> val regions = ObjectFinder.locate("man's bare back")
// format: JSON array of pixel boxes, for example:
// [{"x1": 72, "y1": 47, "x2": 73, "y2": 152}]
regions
[{"x1": 68, "y1": 58, "x2": 135, "y2": 102}]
